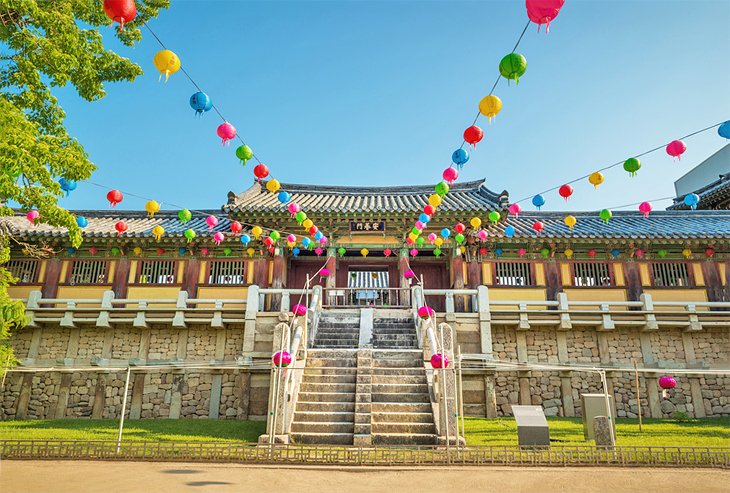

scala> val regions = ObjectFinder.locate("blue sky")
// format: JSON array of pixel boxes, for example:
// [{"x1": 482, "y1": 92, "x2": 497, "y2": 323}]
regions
[{"x1": 56, "y1": 0, "x2": 730, "y2": 213}]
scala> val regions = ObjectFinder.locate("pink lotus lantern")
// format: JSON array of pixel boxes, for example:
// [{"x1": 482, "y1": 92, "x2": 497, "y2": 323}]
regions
[
  {"x1": 292, "y1": 304, "x2": 307, "y2": 316},
  {"x1": 384, "y1": 248, "x2": 392, "y2": 257},
  {"x1": 658, "y1": 375, "x2": 676, "y2": 398},
  {"x1": 508, "y1": 203, "x2": 522, "y2": 217},
  {"x1": 532, "y1": 221, "x2": 545, "y2": 234},
  {"x1": 320, "y1": 268, "x2": 330, "y2": 280},
  {"x1": 272, "y1": 351, "x2": 292, "y2": 368},
  {"x1": 213, "y1": 232, "x2": 224, "y2": 245},
  {"x1": 518, "y1": 248, "x2": 527, "y2": 257},
  {"x1": 430, "y1": 353, "x2": 449, "y2": 369},
  {"x1": 404, "y1": 269, "x2": 416, "y2": 279},
  {"x1": 443, "y1": 167, "x2": 459, "y2": 185},
  {"x1": 417, "y1": 305, "x2": 435, "y2": 319},
  {"x1": 216, "y1": 122, "x2": 237, "y2": 145},
  {"x1": 314, "y1": 247, "x2": 323, "y2": 256},
  {"x1": 477, "y1": 230, "x2": 488, "y2": 241},
  {"x1": 288, "y1": 202, "x2": 301, "y2": 217},
  {"x1": 428, "y1": 233, "x2": 437, "y2": 244},
  {"x1": 639, "y1": 201, "x2": 653, "y2": 218},
  {"x1": 526, "y1": 0, "x2": 565, "y2": 33},
  {"x1": 206, "y1": 215, "x2": 219, "y2": 230},
  {"x1": 666, "y1": 140, "x2": 687, "y2": 160},
  {"x1": 410, "y1": 248, "x2": 418, "y2": 257},
  {"x1": 286, "y1": 234, "x2": 296, "y2": 243},
  {"x1": 26, "y1": 210, "x2": 39, "y2": 225}
]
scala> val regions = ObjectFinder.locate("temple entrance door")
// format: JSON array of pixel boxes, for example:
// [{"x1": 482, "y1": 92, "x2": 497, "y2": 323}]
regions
[
  {"x1": 287, "y1": 258, "x2": 324, "y2": 289},
  {"x1": 409, "y1": 260, "x2": 449, "y2": 312},
  {"x1": 330, "y1": 260, "x2": 404, "y2": 307}
]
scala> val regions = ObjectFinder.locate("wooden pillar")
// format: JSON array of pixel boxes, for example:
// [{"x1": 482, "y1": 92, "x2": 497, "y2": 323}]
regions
[
  {"x1": 112, "y1": 257, "x2": 131, "y2": 298},
  {"x1": 42, "y1": 258, "x2": 62, "y2": 298},
  {"x1": 451, "y1": 253, "x2": 465, "y2": 312},
  {"x1": 701, "y1": 261, "x2": 724, "y2": 302},
  {"x1": 270, "y1": 252, "x2": 286, "y2": 311},
  {"x1": 466, "y1": 260, "x2": 481, "y2": 288},
  {"x1": 253, "y1": 258, "x2": 269, "y2": 288},
  {"x1": 544, "y1": 262, "x2": 562, "y2": 301},
  {"x1": 182, "y1": 258, "x2": 200, "y2": 297},
  {"x1": 325, "y1": 249, "x2": 337, "y2": 289},
  {"x1": 623, "y1": 262, "x2": 643, "y2": 302}
]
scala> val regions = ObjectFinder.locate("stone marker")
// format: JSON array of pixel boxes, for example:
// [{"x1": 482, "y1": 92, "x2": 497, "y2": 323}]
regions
[{"x1": 593, "y1": 416, "x2": 613, "y2": 448}]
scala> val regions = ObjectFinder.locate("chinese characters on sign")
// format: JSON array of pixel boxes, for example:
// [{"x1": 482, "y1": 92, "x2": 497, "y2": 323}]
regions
[{"x1": 349, "y1": 221, "x2": 386, "y2": 233}]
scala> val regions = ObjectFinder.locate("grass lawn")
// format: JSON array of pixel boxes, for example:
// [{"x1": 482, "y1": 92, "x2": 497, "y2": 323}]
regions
[{"x1": 463, "y1": 416, "x2": 730, "y2": 447}]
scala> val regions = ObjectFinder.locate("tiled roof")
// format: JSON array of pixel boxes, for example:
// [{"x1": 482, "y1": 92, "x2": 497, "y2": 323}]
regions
[
  {"x1": 669, "y1": 173, "x2": 730, "y2": 210},
  {"x1": 223, "y1": 179, "x2": 508, "y2": 214}
]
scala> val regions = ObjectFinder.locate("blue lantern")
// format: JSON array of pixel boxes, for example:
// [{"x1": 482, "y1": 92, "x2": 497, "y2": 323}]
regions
[
  {"x1": 178, "y1": 247, "x2": 187, "y2": 256},
  {"x1": 532, "y1": 194, "x2": 545, "y2": 210},
  {"x1": 277, "y1": 191, "x2": 291, "y2": 204},
  {"x1": 504, "y1": 225, "x2": 515, "y2": 238},
  {"x1": 418, "y1": 213, "x2": 430, "y2": 224},
  {"x1": 292, "y1": 247, "x2": 301, "y2": 257},
  {"x1": 189, "y1": 91, "x2": 213, "y2": 116},
  {"x1": 302, "y1": 237, "x2": 312, "y2": 249},
  {"x1": 314, "y1": 231, "x2": 324, "y2": 241},
  {"x1": 494, "y1": 247, "x2": 503, "y2": 257},
  {"x1": 66, "y1": 247, "x2": 77, "y2": 255},
  {"x1": 76, "y1": 216, "x2": 88, "y2": 228},
  {"x1": 441, "y1": 228, "x2": 451, "y2": 239},
  {"x1": 684, "y1": 193, "x2": 700, "y2": 210},
  {"x1": 452, "y1": 148, "x2": 470, "y2": 170},
  {"x1": 240, "y1": 234, "x2": 251, "y2": 246},
  {"x1": 611, "y1": 248, "x2": 621, "y2": 258},
  {"x1": 59, "y1": 178, "x2": 77, "y2": 196},
  {"x1": 718, "y1": 121, "x2": 730, "y2": 139}
]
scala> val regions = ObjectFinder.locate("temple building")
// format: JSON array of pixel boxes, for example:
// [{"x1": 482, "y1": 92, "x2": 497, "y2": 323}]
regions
[{"x1": 2, "y1": 179, "x2": 729, "y2": 444}]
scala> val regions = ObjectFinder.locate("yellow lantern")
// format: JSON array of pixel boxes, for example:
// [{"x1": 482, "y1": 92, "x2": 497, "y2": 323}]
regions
[
  {"x1": 564, "y1": 215, "x2": 577, "y2": 229},
  {"x1": 153, "y1": 50, "x2": 181, "y2": 82},
  {"x1": 151, "y1": 225, "x2": 165, "y2": 241},
  {"x1": 682, "y1": 248, "x2": 692, "y2": 259},
  {"x1": 460, "y1": 246, "x2": 466, "y2": 254},
  {"x1": 145, "y1": 200, "x2": 160, "y2": 218},
  {"x1": 302, "y1": 219, "x2": 313, "y2": 229},
  {"x1": 470, "y1": 217, "x2": 482, "y2": 229},
  {"x1": 428, "y1": 194, "x2": 442, "y2": 207},
  {"x1": 361, "y1": 248, "x2": 369, "y2": 257},
  {"x1": 588, "y1": 172, "x2": 605, "y2": 188},
  {"x1": 434, "y1": 237, "x2": 444, "y2": 247},
  {"x1": 133, "y1": 246, "x2": 142, "y2": 256},
  {"x1": 251, "y1": 226, "x2": 263, "y2": 239},
  {"x1": 564, "y1": 248, "x2": 574, "y2": 259},
  {"x1": 287, "y1": 241, "x2": 295, "y2": 249},
  {"x1": 266, "y1": 179, "x2": 280, "y2": 193},
  {"x1": 478, "y1": 95, "x2": 502, "y2": 122},
  {"x1": 246, "y1": 247, "x2": 255, "y2": 257}
]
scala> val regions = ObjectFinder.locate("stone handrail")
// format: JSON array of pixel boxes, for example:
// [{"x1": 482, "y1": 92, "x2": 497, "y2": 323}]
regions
[{"x1": 258, "y1": 288, "x2": 313, "y2": 312}]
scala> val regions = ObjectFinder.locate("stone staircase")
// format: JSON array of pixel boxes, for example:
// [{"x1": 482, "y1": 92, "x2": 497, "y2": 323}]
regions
[
  {"x1": 290, "y1": 349, "x2": 357, "y2": 445},
  {"x1": 312, "y1": 310, "x2": 359, "y2": 348},
  {"x1": 372, "y1": 315, "x2": 418, "y2": 349}
]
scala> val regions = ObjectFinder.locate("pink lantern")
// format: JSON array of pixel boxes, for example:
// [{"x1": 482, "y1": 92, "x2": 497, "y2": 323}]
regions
[
  {"x1": 206, "y1": 215, "x2": 219, "y2": 230},
  {"x1": 384, "y1": 248, "x2": 392, "y2": 257},
  {"x1": 666, "y1": 140, "x2": 687, "y2": 160},
  {"x1": 518, "y1": 248, "x2": 527, "y2": 257},
  {"x1": 292, "y1": 304, "x2": 307, "y2": 316},
  {"x1": 286, "y1": 234, "x2": 296, "y2": 243},
  {"x1": 404, "y1": 269, "x2": 416, "y2": 279},
  {"x1": 288, "y1": 202, "x2": 301, "y2": 216},
  {"x1": 26, "y1": 210, "x2": 39, "y2": 225},
  {"x1": 477, "y1": 230, "x2": 488, "y2": 241},
  {"x1": 658, "y1": 374, "x2": 676, "y2": 398},
  {"x1": 216, "y1": 122, "x2": 237, "y2": 145},
  {"x1": 89, "y1": 246, "x2": 98, "y2": 256},
  {"x1": 526, "y1": 0, "x2": 565, "y2": 33},
  {"x1": 320, "y1": 268, "x2": 330, "y2": 281},
  {"x1": 410, "y1": 248, "x2": 418, "y2": 257},
  {"x1": 272, "y1": 351, "x2": 292, "y2": 367},
  {"x1": 320, "y1": 236, "x2": 328, "y2": 244},
  {"x1": 442, "y1": 167, "x2": 459, "y2": 185},
  {"x1": 430, "y1": 353, "x2": 449, "y2": 369},
  {"x1": 417, "y1": 305, "x2": 435, "y2": 319},
  {"x1": 532, "y1": 221, "x2": 545, "y2": 234},
  {"x1": 230, "y1": 221, "x2": 243, "y2": 234},
  {"x1": 635, "y1": 249, "x2": 644, "y2": 259},
  {"x1": 428, "y1": 233, "x2": 437, "y2": 243},
  {"x1": 415, "y1": 220, "x2": 425, "y2": 231},
  {"x1": 213, "y1": 232, "x2": 224, "y2": 245},
  {"x1": 639, "y1": 201, "x2": 653, "y2": 218},
  {"x1": 200, "y1": 247, "x2": 209, "y2": 257},
  {"x1": 314, "y1": 247, "x2": 323, "y2": 256},
  {"x1": 508, "y1": 203, "x2": 522, "y2": 217}
]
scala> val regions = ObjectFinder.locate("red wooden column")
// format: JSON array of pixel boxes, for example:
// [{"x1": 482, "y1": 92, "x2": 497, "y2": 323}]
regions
[
  {"x1": 543, "y1": 261, "x2": 562, "y2": 301},
  {"x1": 466, "y1": 259, "x2": 482, "y2": 288},
  {"x1": 42, "y1": 258, "x2": 62, "y2": 298},
  {"x1": 253, "y1": 257, "x2": 269, "y2": 288},
  {"x1": 623, "y1": 262, "x2": 643, "y2": 302},
  {"x1": 702, "y1": 261, "x2": 724, "y2": 302},
  {"x1": 112, "y1": 257, "x2": 131, "y2": 298},
  {"x1": 182, "y1": 258, "x2": 200, "y2": 297}
]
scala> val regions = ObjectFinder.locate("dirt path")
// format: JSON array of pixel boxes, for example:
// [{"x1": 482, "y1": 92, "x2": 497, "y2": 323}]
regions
[{"x1": 1, "y1": 460, "x2": 728, "y2": 493}]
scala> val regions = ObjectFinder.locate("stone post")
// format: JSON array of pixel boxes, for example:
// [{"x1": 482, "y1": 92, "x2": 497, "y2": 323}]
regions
[
  {"x1": 354, "y1": 348, "x2": 373, "y2": 446},
  {"x1": 477, "y1": 286, "x2": 493, "y2": 359}
]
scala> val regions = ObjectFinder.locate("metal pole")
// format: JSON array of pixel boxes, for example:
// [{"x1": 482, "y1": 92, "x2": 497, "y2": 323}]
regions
[
  {"x1": 599, "y1": 369, "x2": 616, "y2": 446},
  {"x1": 633, "y1": 359, "x2": 643, "y2": 432},
  {"x1": 116, "y1": 367, "x2": 132, "y2": 454},
  {"x1": 458, "y1": 345, "x2": 465, "y2": 445},
  {"x1": 439, "y1": 323, "x2": 450, "y2": 460}
]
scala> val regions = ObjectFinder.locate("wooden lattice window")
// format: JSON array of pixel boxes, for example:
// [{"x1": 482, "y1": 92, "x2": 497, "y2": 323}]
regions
[
  {"x1": 5, "y1": 259, "x2": 39, "y2": 283},
  {"x1": 69, "y1": 260, "x2": 107, "y2": 285},
  {"x1": 138, "y1": 260, "x2": 176, "y2": 285},
  {"x1": 573, "y1": 262, "x2": 612, "y2": 287},
  {"x1": 208, "y1": 260, "x2": 247, "y2": 285},
  {"x1": 652, "y1": 262, "x2": 690, "y2": 287},
  {"x1": 494, "y1": 262, "x2": 533, "y2": 286}
]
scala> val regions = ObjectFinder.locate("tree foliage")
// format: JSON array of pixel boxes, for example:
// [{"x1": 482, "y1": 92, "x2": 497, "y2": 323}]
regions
[{"x1": 0, "y1": 0, "x2": 169, "y2": 373}]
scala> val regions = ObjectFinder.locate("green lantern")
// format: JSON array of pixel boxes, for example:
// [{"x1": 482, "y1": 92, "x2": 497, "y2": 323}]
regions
[
  {"x1": 223, "y1": 247, "x2": 232, "y2": 256},
  {"x1": 111, "y1": 246, "x2": 120, "y2": 256},
  {"x1": 416, "y1": 237, "x2": 425, "y2": 246},
  {"x1": 235, "y1": 144, "x2": 253, "y2": 165},
  {"x1": 178, "y1": 209, "x2": 192, "y2": 224},
  {"x1": 435, "y1": 181, "x2": 450, "y2": 197},
  {"x1": 599, "y1": 209, "x2": 613, "y2": 224},
  {"x1": 499, "y1": 52, "x2": 527, "y2": 85},
  {"x1": 184, "y1": 229, "x2": 196, "y2": 242},
  {"x1": 455, "y1": 233, "x2": 465, "y2": 244},
  {"x1": 657, "y1": 249, "x2": 668, "y2": 258},
  {"x1": 337, "y1": 247, "x2": 346, "y2": 257},
  {"x1": 269, "y1": 230, "x2": 280, "y2": 242},
  {"x1": 488, "y1": 210, "x2": 500, "y2": 224},
  {"x1": 433, "y1": 248, "x2": 442, "y2": 257},
  {"x1": 295, "y1": 211, "x2": 306, "y2": 224},
  {"x1": 623, "y1": 158, "x2": 641, "y2": 177},
  {"x1": 411, "y1": 227, "x2": 421, "y2": 236},
  {"x1": 540, "y1": 247, "x2": 550, "y2": 258}
]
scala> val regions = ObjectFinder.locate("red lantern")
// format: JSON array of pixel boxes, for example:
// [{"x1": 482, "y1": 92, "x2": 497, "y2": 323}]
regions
[
  {"x1": 384, "y1": 248, "x2": 392, "y2": 257},
  {"x1": 463, "y1": 125, "x2": 484, "y2": 148},
  {"x1": 479, "y1": 247, "x2": 488, "y2": 256},
  {"x1": 454, "y1": 223, "x2": 466, "y2": 234},
  {"x1": 263, "y1": 237, "x2": 274, "y2": 247},
  {"x1": 406, "y1": 237, "x2": 414, "y2": 245},
  {"x1": 423, "y1": 205, "x2": 435, "y2": 216},
  {"x1": 230, "y1": 221, "x2": 243, "y2": 235},
  {"x1": 588, "y1": 249, "x2": 597, "y2": 258},
  {"x1": 532, "y1": 221, "x2": 544, "y2": 234},
  {"x1": 103, "y1": 0, "x2": 137, "y2": 30},
  {"x1": 558, "y1": 184, "x2": 573, "y2": 201},
  {"x1": 107, "y1": 190, "x2": 123, "y2": 207},
  {"x1": 156, "y1": 247, "x2": 165, "y2": 255},
  {"x1": 309, "y1": 225, "x2": 319, "y2": 235},
  {"x1": 253, "y1": 164, "x2": 269, "y2": 180},
  {"x1": 89, "y1": 246, "x2": 98, "y2": 256},
  {"x1": 705, "y1": 247, "x2": 715, "y2": 257},
  {"x1": 115, "y1": 221, "x2": 128, "y2": 236}
]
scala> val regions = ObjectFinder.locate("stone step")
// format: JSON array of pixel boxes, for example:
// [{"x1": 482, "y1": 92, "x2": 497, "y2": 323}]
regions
[
  {"x1": 373, "y1": 318, "x2": 412, "y2": 324},
  {"x1": 372, "y1": 328, "x2": 416, "y2": 335},
  {"x1": 372, "y1": 411, "x2": 434, "y2": 423},
  {"x1": 373, "y1": 358, "x2": 423, "y2": 368},
  {"x1": 373, "y1": 344, "x2": 418, "y2": 350},
  {"x1": 296, "y1": 401, "x2": 356, "y2": 413},
  {"x1": 291, "y1": 432, "x2": 354, "y2": 445},
  {"x1": 372, "y1": 334, "x2": 417, "y2": 341},
  {"x1": 372, "y1": 349, "x2": 423, "y2": 357},
  {"x1": 299, "y1": 391, "x2": 357, "y2": 403},
  {"x1": 318, "y1": 321, "x2": 360, "y2": 328},
  {"x1": 371, "y1": 402, "x2": 432, "y2": 413},
  {"x1": 372, "y1": 392, "x2": 430, "y2": 403},
  {"x1": 304, "y1": 367, "x2": 358, "y2": 376},
  {"x1": 372, "y1": 375, "x2": 427, "y2": 385},
  {"x1": 307, "y1": 357, "x2": 357, "y2": 368},
  {"x1": 290, "y1": 421, "x2": 355, "y2": 434},
  {"x1": 300, "y1": 382, "x2": 356, "y2": 393},
  {"x1": 308, "y1": 349, "x2": 360, "y2": 358},
  {"x1": 372, "y1": 367, "x2": 425, "y2": 376},
  {"x1": 372, "y1": 383, "x2": 428, "y2": 393},
  {"x1": 314, "y1": 339, "x2": 359, "y2": 347},
  {"x1": 371, "y1": 422, "x2": 437, "y2": 434},
  {"x1": 314, "y1": 330, "x2": 360, "y2": 337},
  {"x1": 372, "y1": 433, "x2": 437, "y2": 446},
  {"x1": 294, "y1": 411, "x2": 355, "y2": 423},
  {"x1": 301, "y1": 374, "x2": 357, "y2": 384}
]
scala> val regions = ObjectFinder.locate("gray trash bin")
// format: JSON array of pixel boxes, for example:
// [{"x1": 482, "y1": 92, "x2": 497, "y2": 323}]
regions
[{"x1": 512, "y1": 405, "x2": 550, "y2": 447}]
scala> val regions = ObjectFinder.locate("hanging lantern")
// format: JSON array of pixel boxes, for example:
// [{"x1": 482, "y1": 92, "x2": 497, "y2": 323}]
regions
[
  {"x1": 236, "y1": 145, "x2": 254, "y2": 165},
  {"x1": 428, "y1": 233, "x2": 438, "y2": 244},
  {"x1": 292, "y1": 247, "x2": 301, "y2": 257},
  {"x1": 433, "y1": 248, "x2": 442, "y2": 257},
  {"x1": 410, "y1": 248, "x2": 418, "y2": 257},
  {"x1": 564, "y1": 248, "x2": 574, "y2": 259},
  {"x1": 76, "y1": 216, "x2": 88, "y2": 228},
  {"x1": 518, "y1": 248, "x2": 527, "y2": 257},
  {"x1": 423, "y1": 205, "x2": 435, "y2": 217},
  {"x1": 216, "y1": 122, "x2": 237, "y2": 146},
  {"x1": 361, "y1": 248, "x2": 369, "y2": 257},
  {"x1": 153, "y1": 49, "x2": 181, "y2": 82},
  {"x1": 292, "y1": 304, "x2": 307, "y2": 317},
  {"x1": 230, "y1": 221, "x2": 243, "y2": 234},
  {"x1": 240, "y1": 234, "x2": 251, "y2": 246},
  {"x1": 526, "y1": 0, "x2": 565, "y2": 32},
  {"x1": 441, "y1": 228, "x2": 451, "y2": 239},
  {"x1": 246, "y1": 247, "x2": 254, "y2": 257},
  {"x1": 478, "y1": 94, "x2": 502, "y2": 122},
  {"x1": 719, "y1": 121, "x2": 730, "y2": 139},
  {"x1": 684, "y1": 193, "x2": 700, "y2": 210},
  {"x1": 266, "y1": 179, "x2": 281, "y2": 193},
  {"x1": 406, "y1": 237, "x2": 415, "y2": 245},
  {"x1": 417, "y1": 305, "x2": 435, "y2": 319},
  {"x1": 470, "y1": 217, "x2": 482, "y2": 229},
  {"x1": 302, "y1": 220, "x2": 314, "y2": 231},
  {"x1": 666, "y1": 140, "x2": 687, "y2": 160},
  {"x1": 251, "y1": 226, "x2": 263, "y2": 239},
  {"x1": 479, "y1": 247, "x2": 488, "y2": 256},
  {"x1": 201, "y1": 247, "x2": 209, "y2": 257},
  {"x1": 278, "y1": 191, "x2": 291, "y2": 204},
  {"x1": 494, "y1": 247, "x2": 503, "y2": 257},
  {"x1": 508, "y1": 203, "x2": 522, "y2": 216},
  {"x1": 107, "y1": 190, "x2": 123, "y2": 207},
  {"x1": 454, "y1": 223, "x2": 466, "y2": 234},
  {"x1": 488, "y1": 211, "x2": 500, "y2": 224},
  {"x1": 132, "y1": 246, "x2": 142, "y2": 256},
  {"x1": 611, "y1": 249, "x2": 621, "y2": 259},
  {"x1": 657, "y1": 249, "x2": 668, "y2": 258},
  {"x1": 540, "y1": 247, "x2": 550, "y2": 258},
  {"x1": 384, "y1": 248, "x2": 392, "y2": 257},
  {"x1": 435, "y1": 181, "x2": 450, "y2": 197},
  {"x1": 103, "y1": 0, "x2": 137, "y2": 30},
  {"x1": 454, "y1": 233, "x2": 465, "y2": 244},
  {"x1": 178, "y1": 209, "x2": 192, "y2": 224},
  {"x1": 89, "y1": 246, "x2": 98, "y2": 256},
  {"x1": 419, "y1": 213, "x2": 431, "y2": 224},
  {"x1": 272, "y1": 351, "x2": 292, "y2": 368},
  {"x1": 682, "y1": 248, "x2": 692, "y2": 259},
  {"x1": 319, "y1": 268, "x2": 331, "y2": 281},
  {"x1": 442, "y1": 167, "x2": 459, "y2": 185},
  {"x1": 452, "y1": 149, "x2": 469, "y2": 169},
  {"x1": 26, "y1": 210, "x2": 39, "y2": 225},
  {"x1": 286, "y1": 234, "x2": 297, "y2": 244},
  {"x1": 623, "y1": 158, "x2": 641, "y2": 177},
  {"x1": 222, "y1": 247, "x2": 232, "y2": 256},
  {"x1": 639, "y1": 201, "x2": 653, "y2": 218},
  {"x1": 253, "y1": 163, "x2": 270, "y2": 180},
  {"x1": 189, "y1": 91, "x2": 212, "y2": 116},
  {"x1": 558, "y1": 184, "x2": 573, "y2": 201},
  {"x1": 206, "y1": 215, "x2": 219, "y2": 230},
  {"x1": 115, "y1": 221, "x2": 128, "y2": 236},
  {"x1": 213, "y1": 232, "x2": 225, "y2": 246},
  {"x1": 151, "y1": 225, "x2": 165, "y2": 241},
  {"x1": 270, "y1": 230, "x2": 281, "y2": 242},
  {"x1": 308, "y1": 225, "x2": 318, "y2": 235},
  {"x1": 429, "y1": 194, "x2": 443, "y2": 207},
  {"x1": 599, "y1": 209, "x2": 613, "y2": 223},
  {"x1": 58, "y1": 178, "x2": 77, "y2": 196},
  {"x1": 463, "y1": 125, "x2": 483, "y2": 148},
  {"x1": 184, "y1": 229, "x2": 196, "y2": 242},
  {"x1": 587, "y1": 249, "x2": 597, "y2": 258},
  {"x1": 588, "y1": 172, "x2": 604, "y2": 188},
  {"x1": 145, "y1": 200, "x2": 160, "y2": 218},
  {"x1": 504, "y1": 225, "x2": 515, "y2": 238},
  {"x1": 705, "y1": 247, "x2": 715, "y2": 258},
  {"x1": 300, "y1": 237, "x2": 311, "y2": 250},
  {"x1": 337, "y1": 247, "x2": 346, "y2": 257},
  {"x1": 532, "y1": 194, "x2": 545, "y2": 209},
  {"x1": 564, "y1": 215, "x2": 577, "y2": 229},
  {"x1": 313, "y1": 231, "x2": 324, "y2": 242},
  {"x1": 658, "y1": 375, "x2": 677, "y2": 398},
  {"x1": 477, "y1": 230, "x2": 488, "y2": 241},
  {"x1": 499, "y1": 52, "x2": 527, "y2": 85},
  {"x1": 532, "y1": 221, "x2": 545, "y2": 234}
]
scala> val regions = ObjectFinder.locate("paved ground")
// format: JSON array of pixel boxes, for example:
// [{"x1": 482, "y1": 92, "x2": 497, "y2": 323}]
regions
[{"x1": 0, "y1": 461, "x2": 728, "y2": 493}]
